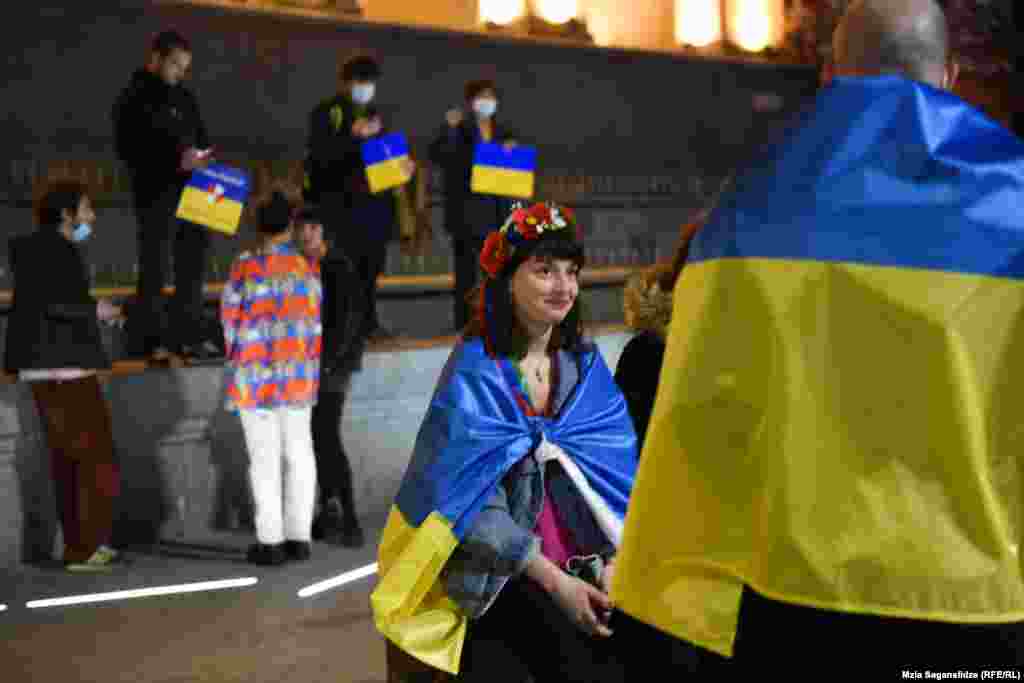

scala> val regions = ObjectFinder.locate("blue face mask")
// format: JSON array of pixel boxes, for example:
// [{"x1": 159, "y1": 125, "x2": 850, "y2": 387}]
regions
[
  {"x1": 71, "y1": 222, "x2": 92, "y2": 243},
  {"x1": 473, "y1": 98, "x2": 498, "y2": 119},
  {"x1": 351, "y1": 83, "x2": 375, "y2": 105}
]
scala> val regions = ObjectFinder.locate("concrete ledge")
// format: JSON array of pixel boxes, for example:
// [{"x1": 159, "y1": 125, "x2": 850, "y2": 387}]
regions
[
  {"x1": 0, "y1": 264, "x2": 642, "y2": 306},
  {"x1": 0, "y1": 329, "x2": 633, "y2": 569}
]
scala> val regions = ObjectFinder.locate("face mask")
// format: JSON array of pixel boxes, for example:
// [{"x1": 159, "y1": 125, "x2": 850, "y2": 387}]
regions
[
  {"x1": 473, "y1": 98, "x2": 498, "y2": 119},
  {"x1": 71, "y1": 222, "x2": 92, "y2": 243},
  {"x1": 351, "y1": 83, "x2": 375, "y2": 105}
]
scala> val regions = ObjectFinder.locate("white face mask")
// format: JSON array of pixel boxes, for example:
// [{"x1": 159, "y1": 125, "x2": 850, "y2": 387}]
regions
[
  {"x1": 71, "y1": 222, "x2": 92, "y2": 243},
  {"x1": 351, "y1": 83, "x2": 376, "y2": 105},
  {"x1": 473, "y1": 98, "x2": 498, "y2": 119}
]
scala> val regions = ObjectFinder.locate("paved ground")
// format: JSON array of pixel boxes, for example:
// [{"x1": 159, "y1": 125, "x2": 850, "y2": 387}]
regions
[{"x1": 0, "y1": 524, "x2": 388, "y2": 683}]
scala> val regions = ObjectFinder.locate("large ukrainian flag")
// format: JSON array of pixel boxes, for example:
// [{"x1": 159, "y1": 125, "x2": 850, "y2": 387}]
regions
[
  {"x1": 612, "y1": 76, "x2": 1024, "y2": 658},
  {"x1": 470, "y1": 142, "x2": 536, "y2": 199},
  {"x1": 363, "y1": 133, "x2": 412, "y2": 194},
  {"x1": 176, "y1": 163, "x2": 250, "y2": 235},
  {"x1": 372, "y1": 338, "x2": 637, "y2": 674}
]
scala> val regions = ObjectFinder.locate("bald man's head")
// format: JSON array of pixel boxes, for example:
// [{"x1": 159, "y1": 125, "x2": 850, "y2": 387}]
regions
[{"x1": 831, "y1": 0, "x2": 953, "y2": 89}]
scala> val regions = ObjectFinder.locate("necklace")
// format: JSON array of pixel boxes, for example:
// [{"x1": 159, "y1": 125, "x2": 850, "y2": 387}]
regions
[{"x1": 517, "y1": 356, "x2": 548, "y2": 385}]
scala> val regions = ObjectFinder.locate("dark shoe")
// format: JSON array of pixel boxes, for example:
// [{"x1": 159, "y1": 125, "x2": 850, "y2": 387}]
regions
[
  {"x1": 313, "y1": 498, "x2": 344, "y2": 542},
  {"x1": 283, "y1": 540, "x2": 312, "y2": 561},
  {"x1": 311, "y1": 515, "x2": 327, "y2": 542},
  {"x1": 247, "y1": 543, "x2": 287, "y2": 566},
  {"x1": 327, "y1": 517, "x2": 365, "y2": 549}
]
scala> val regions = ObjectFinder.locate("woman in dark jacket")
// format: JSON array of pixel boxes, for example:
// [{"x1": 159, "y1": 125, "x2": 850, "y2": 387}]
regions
[
  {"x1": 614, "y1": 218, "x2": 701, "y2": 451},
  {"x1": 428, "y1": 79, "x2": 521, "y2": 331},
  {"x1": 5, "y1": 180, "x2": 124, "y2": 571},
  {"x1": 294, "y1": 205, "x2": 366, "y2": 547}
]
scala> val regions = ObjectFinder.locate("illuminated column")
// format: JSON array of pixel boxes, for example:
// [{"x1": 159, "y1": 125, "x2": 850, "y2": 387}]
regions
[
  {"x1": 481, "y1": 0, "x2": 591, "y2": 42},
  {"x1": 479, "y1": 0, "x2": 527, "y2": 25},
  {"x1": 532, "y1": 0, "x2": 579, "y2": 24},
  {"x1": 675, "y1": 0, "x2": 723, "y2": 47},
  {"x1": 726, "y1": 0, "x2": 783, "y2": 52}
]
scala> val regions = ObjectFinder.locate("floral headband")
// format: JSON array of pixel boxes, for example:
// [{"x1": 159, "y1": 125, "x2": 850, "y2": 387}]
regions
[{"x1": 479, "y1": 202, "x2": 578, "y2": 279}]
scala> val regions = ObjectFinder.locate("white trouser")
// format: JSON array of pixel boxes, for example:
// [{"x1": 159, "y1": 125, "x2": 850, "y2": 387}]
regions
[{"x1": 239, "y1": 406, "x2": 317, "y2": 545}]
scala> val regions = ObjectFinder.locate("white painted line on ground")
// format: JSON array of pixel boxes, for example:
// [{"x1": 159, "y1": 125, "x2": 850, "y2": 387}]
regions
[
  {"x1": 297, "y1": 562, "x2": 378, "y2": 598},
  {"x1": 26, "y1": 577, "x2": 259, "y2": 609},
  {"x1": 0, "y1": 604, "x2": 6, "y2": 612}
]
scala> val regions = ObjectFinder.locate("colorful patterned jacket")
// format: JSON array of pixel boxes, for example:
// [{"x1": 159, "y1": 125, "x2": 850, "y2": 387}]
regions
[{"x1": 220, "y1": 237, "x2": 322, "y2": 411}]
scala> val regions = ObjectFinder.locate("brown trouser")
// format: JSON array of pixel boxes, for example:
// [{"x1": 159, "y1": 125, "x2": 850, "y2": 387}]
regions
[{"x1": 31, "y1": 375, "x2": 120, "y2": 563}]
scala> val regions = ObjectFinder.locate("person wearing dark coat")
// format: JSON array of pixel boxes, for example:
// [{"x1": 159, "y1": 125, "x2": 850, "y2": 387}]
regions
[
  {"x1": 113, "y1": 30, "x2": 217, "y2": 362},
  {"x1": 614, "y1": 218, "x2": 700, "y2": 450},
  {"x1": 294, "y1": 206, "x2": 366, "y2": 547},
  {"x1": 5, "y1": 180, "x2": 125, "y2": 571},
  {"x1": 428, "y1": 79, "x2": 521, "y2": 331},
  {"x1": 306, "y1": 55, "x2": 411, "y2": 341}
]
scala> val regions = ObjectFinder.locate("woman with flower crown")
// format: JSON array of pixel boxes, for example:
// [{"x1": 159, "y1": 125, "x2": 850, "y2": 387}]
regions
[{"x1": 372, "y1": 202, "x2": 639, "y2": 682}]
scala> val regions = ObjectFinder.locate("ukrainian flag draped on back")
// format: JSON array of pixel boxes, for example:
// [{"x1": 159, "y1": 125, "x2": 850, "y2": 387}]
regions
[
  {"x1": 372, "y1": 337, "x2": 637, "y2": 674},
  {"x1": 611, "y1": 76, "x2": 1024, "y2": 658}
]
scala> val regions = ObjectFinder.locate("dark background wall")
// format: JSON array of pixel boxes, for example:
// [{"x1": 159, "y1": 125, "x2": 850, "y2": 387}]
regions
[{"x1": 0, "y1": 0, "x2": 818, "y2": 289}]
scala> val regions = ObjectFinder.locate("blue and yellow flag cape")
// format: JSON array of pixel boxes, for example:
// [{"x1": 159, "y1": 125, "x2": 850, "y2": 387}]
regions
[
  {"x1": 470, "y1": 142, "x2": 536, "y2": 199},
  {"x1": 372, "y1": 337, "x2": 637, "y2": 674},
  {"x1": 175, "y1": 163, "x2": 250, "y2": 235},
  {"x1": 612, "y1": 76, "x2": 1024, "y2": 658},
  {"x1": 363, "y1": 133, "x2": 412, "y2": 194}
]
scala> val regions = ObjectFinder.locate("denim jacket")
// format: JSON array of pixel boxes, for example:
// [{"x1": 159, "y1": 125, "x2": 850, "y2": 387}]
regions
[{"x1": 441, "y1": 349, "x2": 616, "y2": 618}]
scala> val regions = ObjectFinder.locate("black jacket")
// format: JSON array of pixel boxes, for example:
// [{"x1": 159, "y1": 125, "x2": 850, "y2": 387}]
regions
[
  {"x1": 319, "y1": 248, "x2": 365, "y2": 390},
  {"x1": 113, "y1": 68, "x2": 209, "y2": 203},
  {"x1": 428, "y1": 118, "x2": 518, "y2": 239},
  {"x1": 613, "y1": 330, "x2": 666, "y2": 452},
  {"x1": 4, "y1": 230, "x2": 110, "y2": 373},
  {"x1": 305, "y1": 95, "x2": 395, "y2": 207}
]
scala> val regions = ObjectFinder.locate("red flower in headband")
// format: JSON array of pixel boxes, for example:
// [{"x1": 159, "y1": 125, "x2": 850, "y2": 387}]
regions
[{"x1": 479, "y1": 231, "x2": 508, "y2": 279}]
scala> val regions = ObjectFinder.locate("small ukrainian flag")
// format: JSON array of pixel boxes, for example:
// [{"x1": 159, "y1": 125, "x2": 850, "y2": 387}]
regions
[
  {"x1": 470, "y1": 143, "x2": 536, "y2": 199},
  {"x1": 176, "y1": 164, "x2": 250, "y2": 235},
  {"x1": 362, "y1": 133, "x2": 412, "y2": 194}
]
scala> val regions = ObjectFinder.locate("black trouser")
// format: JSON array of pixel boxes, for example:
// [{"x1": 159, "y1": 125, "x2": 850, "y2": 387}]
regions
[
  {"x1": 131, "y1": 186, "x2": 210, "y2": 351},
  {"x1": 351, "y1": 239, "x2": 388, "y2": 337},
  {"x1": 311, "y1": 386, "x2": 356, "y2": 520},
  {"x1": 320, "y1": 194, "x2": 394, "y2": 338},
  {"x1": 623, "y1": 585, "x2": 1024, "y2": 677},
  {"x1": 458, "y1": 577, "x2": 628, "y2": 683},
  {"x1": 451, "y1": 234, "x2": 486, "y2": 332}
]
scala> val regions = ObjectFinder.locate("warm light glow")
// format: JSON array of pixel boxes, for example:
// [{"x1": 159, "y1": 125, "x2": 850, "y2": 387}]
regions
[
  {"x1": 26, "y1": 577, "x2": 258, "y2": 608},
  {"x1": 480, "y1": 0, "x2": 526, "y2": 25},
  {"x1": 585, "y1": 6, "x2": 614, "y2": 46},
  {"x1": 533, "y1": 0, "x2": 578, "y2": 24},
  {"x1": 729, "y1": 0, "x2": 779, "y2": 52},
  {"x1": 675, "y1": 0, "x2": 722, "y2": 47},
  {"x1": 297, "y1": 563, "x2": 379, "y2": 598}
]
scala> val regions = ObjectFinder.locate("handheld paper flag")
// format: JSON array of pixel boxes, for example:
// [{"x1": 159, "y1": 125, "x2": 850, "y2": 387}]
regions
[
  {"x1": 470, "y1": 143, "x2": 535, "y2": 199},
  {"x1": 363, "y1": 133, "x2": 412, "y2": 194},
  {"x1": 176, "y1": 164, "x2": 250, "y2": 235}
]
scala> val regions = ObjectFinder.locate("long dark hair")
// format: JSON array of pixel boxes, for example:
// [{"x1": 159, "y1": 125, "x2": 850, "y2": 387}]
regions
[{"x1": 464, "y1": 230, "x2": 586, "y2": 358}]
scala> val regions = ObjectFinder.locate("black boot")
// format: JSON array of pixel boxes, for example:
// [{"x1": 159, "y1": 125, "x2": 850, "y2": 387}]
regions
[
  {"x1": 247, "y1": 543, "x2": 287, "y2": 566},
  {"x1": 333, "y1": 515, "x2": 365, "y2": 549},
  {"x1": 283, "y1": 540, "x2": 312, "y2": 562}
]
